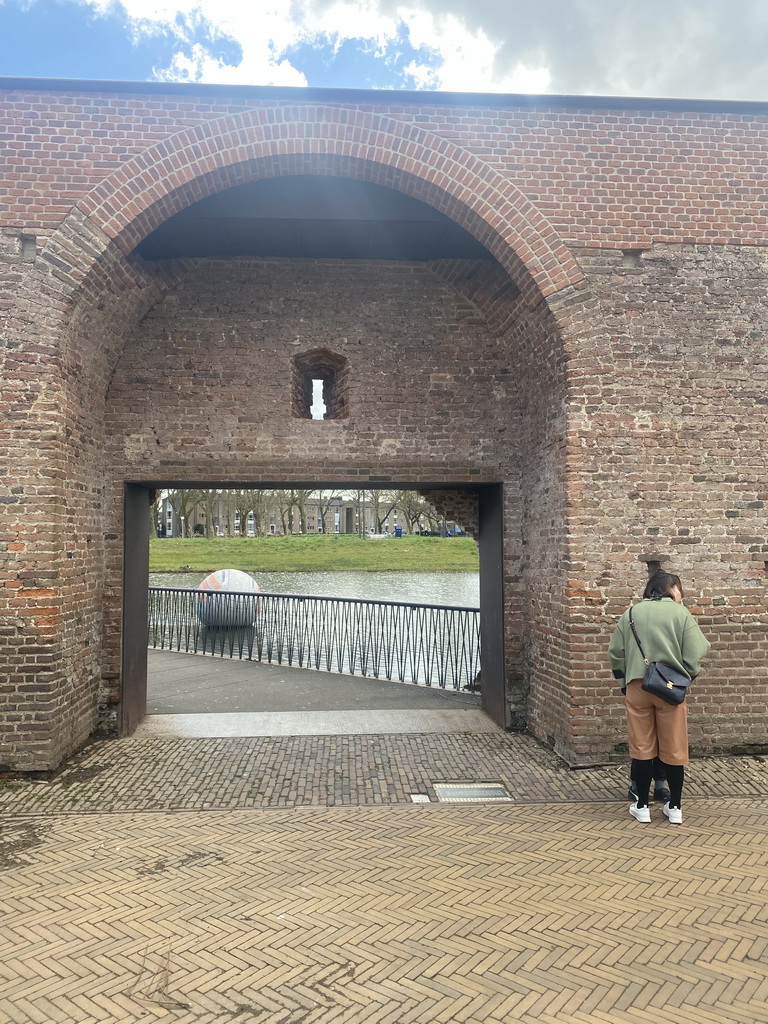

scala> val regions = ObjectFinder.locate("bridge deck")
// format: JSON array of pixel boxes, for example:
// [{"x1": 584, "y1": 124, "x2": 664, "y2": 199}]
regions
[{"x1": 143, "y1": 647, "x2": 489, "y2": 737}]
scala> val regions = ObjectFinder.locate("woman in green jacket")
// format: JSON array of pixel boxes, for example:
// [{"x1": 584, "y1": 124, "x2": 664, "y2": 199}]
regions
[{"x1": 609, "y1": 570, "x2": 710, "y2": 824}]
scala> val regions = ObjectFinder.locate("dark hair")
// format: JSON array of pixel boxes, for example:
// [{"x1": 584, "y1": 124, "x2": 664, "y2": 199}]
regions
[{"x1": 643, "y1": 569, "x2": 683, "y2": 601}]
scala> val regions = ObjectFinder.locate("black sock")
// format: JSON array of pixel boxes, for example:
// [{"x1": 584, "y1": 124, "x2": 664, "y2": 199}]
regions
[
  {"x1": 630, "y1": 758, "x2": 654, "y2": 808},
  {"x1": 660, "y1": 762, "x2": 684, "y2": 808}
]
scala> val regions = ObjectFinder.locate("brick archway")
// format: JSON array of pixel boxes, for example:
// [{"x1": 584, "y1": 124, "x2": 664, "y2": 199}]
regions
[
  {"x1": 2, "y1": 103, "x2": 593, "y2": 770},
  {"x1": 25, "y1": 105, "x2": 586, "y2": 315}
]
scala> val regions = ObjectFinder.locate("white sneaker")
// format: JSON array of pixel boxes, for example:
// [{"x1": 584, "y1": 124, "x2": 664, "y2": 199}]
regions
[
  {"x1": 629, "y1": 802, "x2": 651, "y2": 823},
  {"x1": 663, "y1": 803, "x2": 683, "y2": 824}
]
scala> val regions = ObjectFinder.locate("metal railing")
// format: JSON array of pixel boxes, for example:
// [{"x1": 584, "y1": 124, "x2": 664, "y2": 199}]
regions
[{"x1": 148, "y1": 587, "x2": 481, "y2": 690}]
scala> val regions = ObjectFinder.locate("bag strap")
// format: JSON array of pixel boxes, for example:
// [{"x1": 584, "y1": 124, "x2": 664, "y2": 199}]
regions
[{"x1": 628, "y1": 607, "x2": 651, "y2": 667}]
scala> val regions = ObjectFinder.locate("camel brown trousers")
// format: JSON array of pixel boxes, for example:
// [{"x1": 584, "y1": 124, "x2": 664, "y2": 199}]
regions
[{"x1": 625, "y1": 678, "x2": 689, "y2": 765}]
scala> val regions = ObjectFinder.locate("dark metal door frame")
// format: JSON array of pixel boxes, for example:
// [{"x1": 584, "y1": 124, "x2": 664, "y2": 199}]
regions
[
  {"x1": 121, "y1": 481, "x2": 507, "y2": 732},
  {"x1": 120, "y1": 484, "x2": 151, "y2": 736},
  {"x1": 477, "y1": 483, "x2": 506, "y2": 728}
]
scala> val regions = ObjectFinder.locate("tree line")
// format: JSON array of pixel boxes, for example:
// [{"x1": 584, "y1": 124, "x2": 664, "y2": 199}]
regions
[{"x1": 156, "y1": 489, "x2": 446, "y2": 538}]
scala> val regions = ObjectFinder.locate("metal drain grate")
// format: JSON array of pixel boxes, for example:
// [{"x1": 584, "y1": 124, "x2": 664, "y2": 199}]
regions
[{"x1": 433, "y1": 783, "x2": 512, "y2": 803}]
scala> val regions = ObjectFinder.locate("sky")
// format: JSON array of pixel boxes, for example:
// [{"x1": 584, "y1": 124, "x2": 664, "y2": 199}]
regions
[{"x1": 0, "y1": 0, "x2": 767, "y2": 100}]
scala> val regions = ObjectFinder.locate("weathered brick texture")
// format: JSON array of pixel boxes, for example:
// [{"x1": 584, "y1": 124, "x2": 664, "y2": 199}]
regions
[{"x1": 0, "y1": 80, "x2": 766, "y2": 768}]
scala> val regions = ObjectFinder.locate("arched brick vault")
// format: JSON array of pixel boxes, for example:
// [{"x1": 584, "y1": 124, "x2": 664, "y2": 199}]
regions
[
  {"x1": 11, "y1": 107, "x2": 600, "y2": 413},
  {"x1": 21, "y1": 106, "x2": 587, "y2": 317},
  {"x1": 2, "y1": 104, "x2": 601, "y2": 770}
]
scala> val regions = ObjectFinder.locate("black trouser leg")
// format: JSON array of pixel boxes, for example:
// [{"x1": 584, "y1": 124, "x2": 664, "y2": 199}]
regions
[
  {"x1": 652, "y1": 756, "x2": 671, "y2": 801},
  {"x1": 660, "y1": 762, "x2": 684, "y2": 808},
  {"x1": 630, "y1": 758, "x2": 654, "y2": 808},
  {"x1": 630, "y1": 756, "x2": 668, "y2": 796}
]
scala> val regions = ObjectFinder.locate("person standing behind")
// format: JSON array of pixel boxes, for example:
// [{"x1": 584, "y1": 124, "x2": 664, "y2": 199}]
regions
[
  {"x1": 628, "y1": 756, "x2": 669, "y2": 806},
  {"x1": 609, "y1": 570, "x2": 710, "y2": 824}
]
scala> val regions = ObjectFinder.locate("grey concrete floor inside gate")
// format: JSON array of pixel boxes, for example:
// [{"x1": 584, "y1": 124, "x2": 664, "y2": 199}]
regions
[{"x1": 142, "y1": 648, "x2": 491, "y2": 738}]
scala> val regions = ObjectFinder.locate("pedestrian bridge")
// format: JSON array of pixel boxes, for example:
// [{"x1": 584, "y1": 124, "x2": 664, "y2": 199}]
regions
[{"x1": 148, "y1": 586, "x2": 481, "y2": 692}]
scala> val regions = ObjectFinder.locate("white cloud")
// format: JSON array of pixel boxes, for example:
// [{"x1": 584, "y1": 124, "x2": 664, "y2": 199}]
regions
[
  {"x1": 80, "y1": 0, "x2": 768, "y2": 99},
  {"x1": 399, "y1": 8, "x2": 549, "y2": 93},
  {"x1": 153, "y1": 44, "x2": 308, "y2": 86},
  {"x1": 84, "y1": 0, "x2": 313, "y2": 84},
  {"x1": 447, "y1": 0, "x2": 768, "y2": 99},
  {"x1": 298, "y1": 0, "x2": 401, "y2": 46}
]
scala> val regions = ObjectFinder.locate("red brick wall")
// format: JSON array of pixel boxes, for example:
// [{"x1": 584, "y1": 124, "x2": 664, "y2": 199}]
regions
[
  {"x1": 2, "y1": 88, "x2": 768, "y2": 248},
  {"x1": 564, "y1": 244, "x2": 768, "y2": 760},
  {"x1": 1, "y1": 82, "x2": 766, "y2": 768}
]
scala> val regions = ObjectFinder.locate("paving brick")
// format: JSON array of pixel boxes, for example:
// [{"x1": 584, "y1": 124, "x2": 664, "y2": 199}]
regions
[{"x1": 1, "y1": 791, "x2": 766, "y2": 1023}]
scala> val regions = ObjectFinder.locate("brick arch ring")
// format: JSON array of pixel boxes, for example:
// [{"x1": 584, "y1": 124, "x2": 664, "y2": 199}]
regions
[{"x1": 36, "y1": 104, "x2": 586, "y2": 307}]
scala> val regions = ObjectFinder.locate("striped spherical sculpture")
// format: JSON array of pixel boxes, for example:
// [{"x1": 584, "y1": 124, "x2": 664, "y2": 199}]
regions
[{"x1": 196, "y1": 569, "x2": 261, "y2": 628}]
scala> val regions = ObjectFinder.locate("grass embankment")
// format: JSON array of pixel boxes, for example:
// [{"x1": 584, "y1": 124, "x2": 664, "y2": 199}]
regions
[{"x1": 150, "y1": 535, "x2": 479, "y2": 573}]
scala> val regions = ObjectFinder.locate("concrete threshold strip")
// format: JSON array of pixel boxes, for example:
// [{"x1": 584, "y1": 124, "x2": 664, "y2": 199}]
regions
[{"x1": 133, "y1": 708, "x2": 499, "y2": 738}]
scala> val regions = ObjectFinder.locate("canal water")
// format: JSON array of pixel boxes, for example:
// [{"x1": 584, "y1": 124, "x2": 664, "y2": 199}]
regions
[{"x1": 149, "y1": 570, "x2": 480, "y2": 608}]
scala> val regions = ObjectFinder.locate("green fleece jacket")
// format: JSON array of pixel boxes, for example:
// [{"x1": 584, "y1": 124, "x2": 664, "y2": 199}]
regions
[{"x1": 608, "y1": 596, "x2": 710, "y2": 689}]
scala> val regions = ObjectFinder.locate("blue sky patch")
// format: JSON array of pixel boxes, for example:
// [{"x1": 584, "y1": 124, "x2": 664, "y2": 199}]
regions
[
  {"x1": 280, "y1": 25, "x2": 442, "y2": 90},
  {"x1": 0, "y1": 0, "x2": 240, "y2": 81}
]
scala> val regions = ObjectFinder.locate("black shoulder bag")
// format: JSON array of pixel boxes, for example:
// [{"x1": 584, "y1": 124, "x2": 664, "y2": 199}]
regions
[{"x1": 627, "y1": 606, "x2": 692, "y2": 705}]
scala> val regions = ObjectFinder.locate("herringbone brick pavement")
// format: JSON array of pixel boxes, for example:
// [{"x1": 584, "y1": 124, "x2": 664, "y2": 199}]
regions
[{"x1": 1, "y1": 799, "x2": 767, "y2": 1024}]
